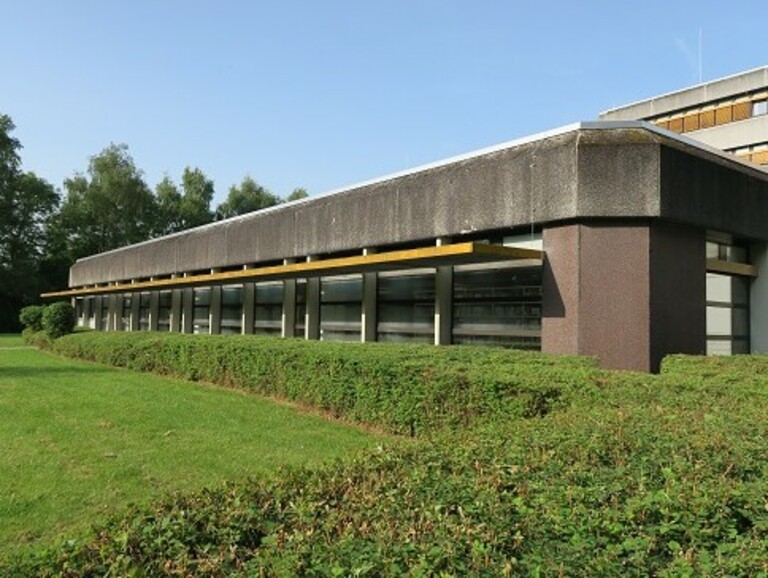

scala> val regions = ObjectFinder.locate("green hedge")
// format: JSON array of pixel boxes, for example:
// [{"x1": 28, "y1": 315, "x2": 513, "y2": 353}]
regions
[
  {"x1": 49, "y1": 332, "x2": 598, "y2": 436},
  {"x1": 9, "y1": 384, "x2": 768, "y2": 576}
]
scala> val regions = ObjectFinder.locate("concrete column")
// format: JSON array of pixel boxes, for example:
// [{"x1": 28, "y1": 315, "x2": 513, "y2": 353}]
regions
[
  {"x1": 282, "y1": 259, "x2": 297, "y2": 338},
  {"x1": 305, "y1": 256, "x2": 320, "y2": 340},
  {"x1": 434, "y1": 238, "x2": 453, "y2": 345},
  {"x1": 242, "y1": 282, "x2": 255, "y2": 335},
  {"x1": 209, "y1": 285, "x2": 222, "y2": 335},
  {"x1": 149, "y1": 290, "x2": 159, "y2": 331},
  {"x1": 362, "y1": 248, "x2": 378, "y2": 342},
  {"x1": 750, "y1": 242, "x2": 768, "y2": 353},
  {"x1": 182, "y1": 288, "x2": 194, "y2": 334},
  {"x1": 129, "y1": 291, "x2": 140, "y2": 331},
  {"x1": 542, "y1": 221, "x2": 705, "y2": 372}
]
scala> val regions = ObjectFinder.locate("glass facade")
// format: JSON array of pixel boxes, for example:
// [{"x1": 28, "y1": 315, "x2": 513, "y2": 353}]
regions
[
  {"x1": 254, "y1": 282, "x2": 283, "y2": 335},
  {"x1": 158, "y1": 290, "x2": 172, "y2": 331},
  {"x1": 320, "y1": 275, "x2": 362, "y2": 342},
  {"x1": 85, "y1": 296, "x2": 96, "y2": 328},
  {"x1": 120, "y1": 294, "x2": 132, "y2": 331},
  {"x1": 706, "y1": 237, "x2": 751, "y2": 355},
  {"x1": 453, "y1": 265, "x2": 542, "y2": 349},
  {"x1": 221, "y1": 285, "x2": 243, "y2": 335},
  {"x1": 100, "y1": 297, "x2": 109, "y2": 330},
  {"x1": 138, "y1": 292, "x2": 151, "y2": 331},
  {"x1": 295, "y1": 279, "x2": 307, "y2": 337},
  {"x1": 193, "y1": 288, "x2": 211, "y2": 334},
  {"x1": 706, "y1": 273, "x2": 750, "y2": 355},
  {"x1": 377, "y1": 272, "x2": 435, "y2": 343}
]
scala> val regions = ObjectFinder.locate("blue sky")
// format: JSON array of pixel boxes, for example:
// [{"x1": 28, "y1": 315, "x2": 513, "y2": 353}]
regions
[{"x1": 2, "y1": 0, "x2": 767, "y2": 205}]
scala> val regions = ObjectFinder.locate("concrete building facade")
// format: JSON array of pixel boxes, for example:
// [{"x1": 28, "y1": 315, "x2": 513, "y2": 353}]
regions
[{"x1": 45, "y1": 69, "x2": 768, "y2": 372}]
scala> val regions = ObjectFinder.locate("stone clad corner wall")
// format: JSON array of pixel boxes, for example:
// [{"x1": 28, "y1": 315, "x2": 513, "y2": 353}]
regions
[{"x1": 542, "y1": 220, "x2": 705, "y2": 372}]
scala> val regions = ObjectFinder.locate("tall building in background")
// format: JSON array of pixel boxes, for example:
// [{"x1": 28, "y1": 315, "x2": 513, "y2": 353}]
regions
[{"x1": 600, "y1": 66, "x2": 768, "y2": 168}]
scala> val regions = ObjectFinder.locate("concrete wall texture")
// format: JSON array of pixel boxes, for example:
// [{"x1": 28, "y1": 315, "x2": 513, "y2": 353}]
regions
[{"x1": 70, "y1": 124, "x2": 768, "y2": 287}]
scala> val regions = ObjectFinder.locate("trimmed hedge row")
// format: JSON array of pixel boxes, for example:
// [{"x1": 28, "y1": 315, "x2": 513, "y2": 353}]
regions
[
  {"x1": 9, "y1": 382, "x2": 768, "y2": 577},
  {"x1": 49, "y1": 332, "x2": 599, "y2": 435}
]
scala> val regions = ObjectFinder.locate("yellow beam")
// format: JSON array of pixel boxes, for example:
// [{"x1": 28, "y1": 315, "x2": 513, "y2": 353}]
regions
[
  {"x1": 42, "y1": 242, "x2": 544, "y2": 299},
  {"x1": 706, "y1": 258, "x2": 759, "y2": 278}
]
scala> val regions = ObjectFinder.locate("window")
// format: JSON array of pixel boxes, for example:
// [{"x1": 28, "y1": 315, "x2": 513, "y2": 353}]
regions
[
  {"x1": 193, "y1": 288, "x2": 211, "y2": 334},
  {"x1": 254, "y1": 282, "x2": 283, "y2": 334},
  {"x1": 120, "y1": 294, "x2": 132, "y2": 331},
  {"x1": 138, "y1": 292, "x2": 151, "y2": 330},
  {"x1": 377, "y1": 271, "x2": 435, "y2": 343},
  {"x1": 706, "y1": 273, "x2": 750, "y2": 355},
  {"x1": 453, "y1": 265, "x2": 542, "y2": 349},
  {"x1": 221, "y1": 285, "x2": 243, "y2": 334},
  {"x1": 320, "y1": 275, "x2": 362, "y2": 342},
  {"x1": 753, "y1": 100, "x2": 768, "y2": 117},
  {"x1": 158, "y1": 291, "x2": 172, "y2": 331}
]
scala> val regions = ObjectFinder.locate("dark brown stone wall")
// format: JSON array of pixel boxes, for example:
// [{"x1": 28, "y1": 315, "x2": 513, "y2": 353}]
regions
[
  {"x1": 649, "y1": 221, "x2": 706, "y2": 370},
  {"x1": 542, "y1": 220, "x2": 705, "y2": 371}
]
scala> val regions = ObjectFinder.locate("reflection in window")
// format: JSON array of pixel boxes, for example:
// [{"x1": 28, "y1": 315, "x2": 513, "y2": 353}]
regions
[
  {"x1": 193, "y1": 288, "x2": 211, "y2": 334},
  {"x1": 74, "y1": 297, "x2": 84, "y2": 326},
  {"x1": 221, "y1": 285, "x2": 243, "y2": 335},
  {"x1": 158, "y1": 291, "x2": 172, "y2": 331},
  {"x1": 120, "y1": 294, "x2": 132, "y2": 331},
  {"x1": 753, "y1": 100, "x2": 768, "y2": 117},
  {"x1": 321, "y1": 275, "x2": 362, "y2": 342},
  {"x1": 254, "y1": 282, "x2": 283, "y2": 335},
  {"x1": 453, "y1": 265, "x2": 542, "y2": 349},
  {"x1": 86, "y1": 297, "x2": 96, "y2": 329},
  {"x1": 706, "y1": 273, "x2": 749, "y2": 355},
  {"x1": 295, "y1": 279, "x2": 307, "y2": 337},
  {"x1": 138, "y1": 292, "x2": 151, "y2": 331},
  {"x1": 100, "y1": 297, "x2": 109, "y2": 330},
  {"x1": 378, "y1": 272, "x2": 435, "y2": 343}
]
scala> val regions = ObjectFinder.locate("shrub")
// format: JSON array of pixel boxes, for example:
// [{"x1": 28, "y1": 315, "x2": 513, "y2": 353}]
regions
[
  {"x1": 50, "y1": 332, "x2": 599, "y2": 435},
  {"x1": 18, "y1": 304, "x2": 45, "y2": 331},
  {"x1": 41, "y1": 301, "x2": 75, "y2": 339}
]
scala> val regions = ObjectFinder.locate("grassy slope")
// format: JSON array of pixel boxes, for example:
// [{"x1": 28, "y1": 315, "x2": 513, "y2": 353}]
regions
[{"x1": 0, "y1": 347, "x2": 382, "y2": 556}]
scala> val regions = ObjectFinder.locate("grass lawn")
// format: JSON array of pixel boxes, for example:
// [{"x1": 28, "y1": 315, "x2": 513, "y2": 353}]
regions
[
  {"x1": 0, "y1": 347, "x2": 383, "y2": 558},
  {"x1": 0, "y1": 334, "x2": 26, "y2": 347}
]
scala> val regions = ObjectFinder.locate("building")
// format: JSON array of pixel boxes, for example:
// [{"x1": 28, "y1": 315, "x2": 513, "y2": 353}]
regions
[
  {"x1": 601, "y1": 66, "x2": 768, "y2": 168},
  {"x1": 44, "y1": 70, "x2": 768, "y2": 372}
]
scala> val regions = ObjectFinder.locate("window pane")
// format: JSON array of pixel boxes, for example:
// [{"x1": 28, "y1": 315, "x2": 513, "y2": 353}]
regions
[
  {"x1": 378, "y1": 273, "x2": 434, "y2": 343},
  {"x1": 321, "y1": 276, "x2": 362, "y2": 342},
  {"x1": 453, "y1": 266, "x2": 542, "y2": 349},
  {"x1": 158, "y1": 291, "x2": 172, "y2": 331},
  {"x1": 193, "y1": 288, "x2": 210, "y2": 334}
]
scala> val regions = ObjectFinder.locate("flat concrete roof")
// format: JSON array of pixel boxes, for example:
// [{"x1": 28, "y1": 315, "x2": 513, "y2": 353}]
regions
[
  {"x1": 68, "y1": 121, "x2": 768, "y2": 288},
  {"x1": 600, "y1": 66, "x2": 768, "y2": 121}
]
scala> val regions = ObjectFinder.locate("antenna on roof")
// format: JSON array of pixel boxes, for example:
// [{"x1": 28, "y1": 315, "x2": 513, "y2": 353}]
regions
[{"x1": 698, "y1": 28, "x2": 703, "y2": 83}]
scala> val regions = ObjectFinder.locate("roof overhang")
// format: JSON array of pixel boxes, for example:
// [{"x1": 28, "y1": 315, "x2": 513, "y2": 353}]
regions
[{"x1": 43, "y1": 242, "x2": 543, "y2": 298}]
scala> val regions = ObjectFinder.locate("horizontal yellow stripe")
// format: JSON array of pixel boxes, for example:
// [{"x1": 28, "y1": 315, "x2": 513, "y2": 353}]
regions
[{"x1": 706, "y1": 258, "x2": 759, "y2": 278}]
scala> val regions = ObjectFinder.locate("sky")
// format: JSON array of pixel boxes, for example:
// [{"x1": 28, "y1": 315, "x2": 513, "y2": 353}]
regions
[{"x1": 2, "y1": 0, "x2": 767, "y2": 206}]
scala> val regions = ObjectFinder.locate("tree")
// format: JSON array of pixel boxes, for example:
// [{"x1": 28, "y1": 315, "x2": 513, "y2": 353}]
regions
[
  {"x1": 215, "y1": 176, "x2": 280, "y2": 220},
  {"x1": 155, "y1": 167, "x2": 215, "y2": 235},
  {"x1": 286, "y1": 187, "x2": 309, "y2": 202},
  {"x1": 155, "y1": 176, "x2": 183, "y2": 234},
  {"x1": 0, "y1": 114, "x2": 59, "y2": 331},
  {"x1": 56, "y1": 143, "x2": 157, "y2": 260},
  {"x1": 180, "y1": 167, "x2": 214, "y2": 228}
]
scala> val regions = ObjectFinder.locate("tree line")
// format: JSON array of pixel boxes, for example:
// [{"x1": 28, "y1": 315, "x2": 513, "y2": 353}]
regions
[{"x1": 0, "y1": 113, "x2": 308, "y2": 331}]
